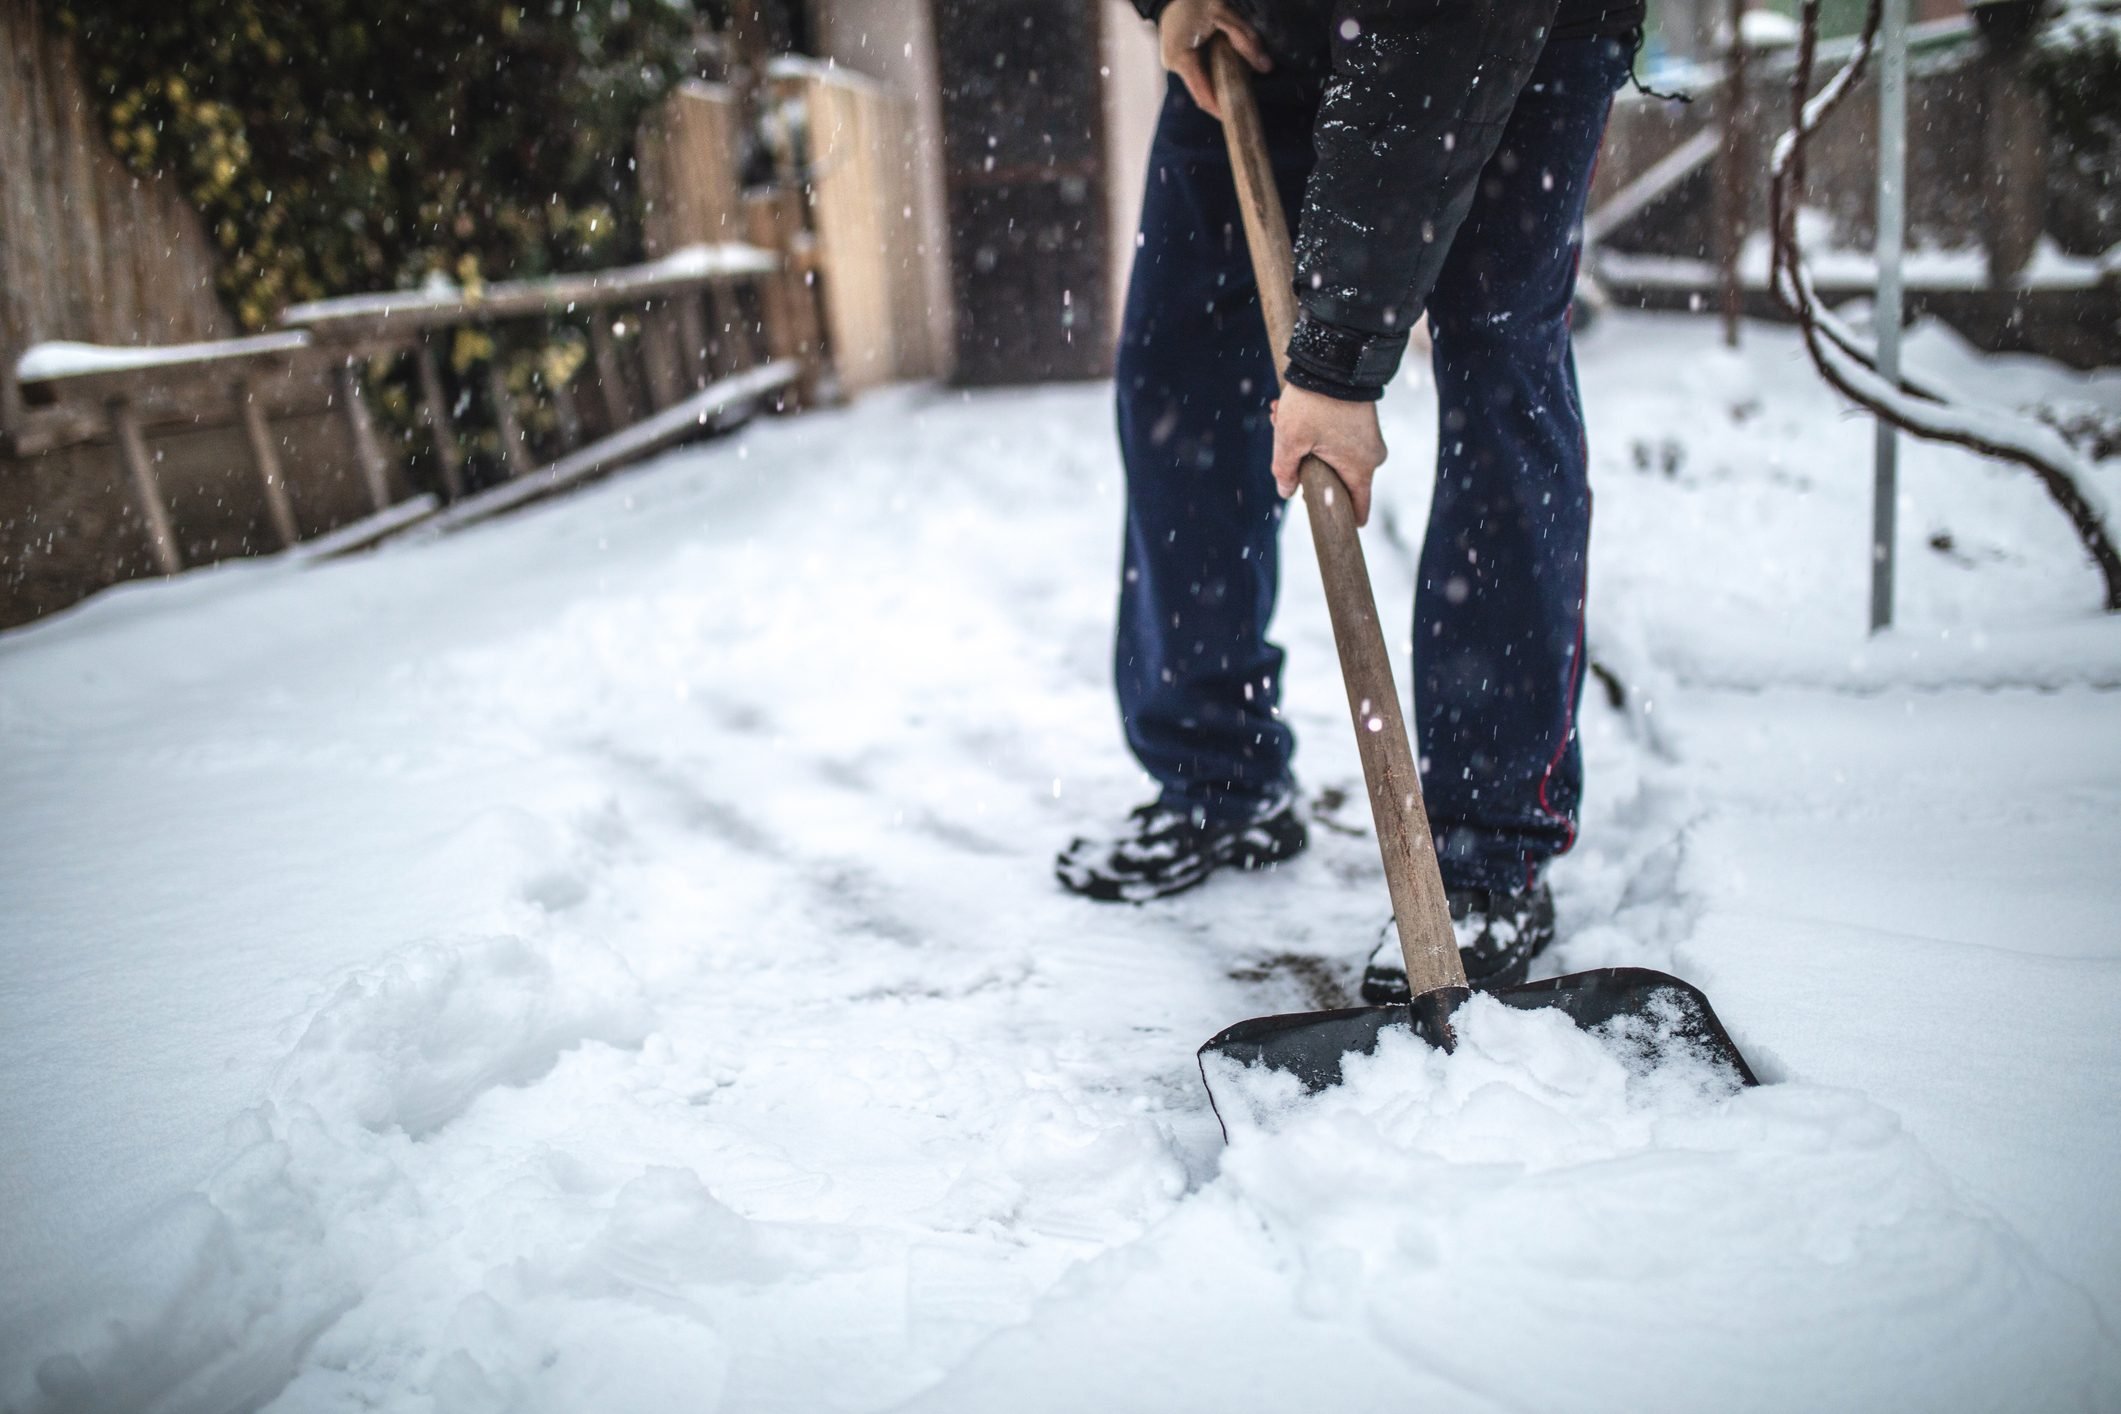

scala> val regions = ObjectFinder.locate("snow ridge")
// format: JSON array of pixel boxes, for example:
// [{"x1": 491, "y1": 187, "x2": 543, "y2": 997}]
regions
[{"x1": 6, "y1": 932, "x2": 653, "y2": 1410}]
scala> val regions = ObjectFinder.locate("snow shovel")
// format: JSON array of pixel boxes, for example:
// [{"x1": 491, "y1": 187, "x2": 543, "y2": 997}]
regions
[{"x1": 1197, "y1": 39, "x2": 1758, "y2": 1118}]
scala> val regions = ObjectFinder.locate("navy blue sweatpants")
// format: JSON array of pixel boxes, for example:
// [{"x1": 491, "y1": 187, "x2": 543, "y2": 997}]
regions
[{"x1": 1113, "y1": 34, "x2": 1632, "y2": 894}]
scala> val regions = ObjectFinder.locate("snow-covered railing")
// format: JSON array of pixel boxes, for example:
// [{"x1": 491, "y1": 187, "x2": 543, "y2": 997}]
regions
[
  {"x1": 14, "y1": 331, "x2": 311, "y2": 384},
  {"x1": 284, "y1": 242, "x2": 787, "y2": 517},
  {"x1": 12, "y1": 331, "x2": 326, "y2": 573},
  {"x1": 278, "y1": 244, "x2": 776, "y2": 342},
  {"x1": 10, "y1": 244, "x2": 795, "y2": 576}
]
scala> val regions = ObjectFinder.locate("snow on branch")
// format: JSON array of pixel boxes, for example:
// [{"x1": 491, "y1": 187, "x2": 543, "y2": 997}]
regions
[{"x1": 1766, "y1": 0, "x2": 2121, "y2": 612}]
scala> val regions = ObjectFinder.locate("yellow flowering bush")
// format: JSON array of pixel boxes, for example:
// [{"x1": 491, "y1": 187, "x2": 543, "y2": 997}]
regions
[{"x1": 59, "y1": 0, "x2": 704, "y2": 483}]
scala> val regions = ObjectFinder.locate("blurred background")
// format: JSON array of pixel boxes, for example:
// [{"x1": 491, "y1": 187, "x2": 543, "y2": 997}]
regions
[{"x1": 2, "y1": 0, "x2": 2116, "y2": 628}]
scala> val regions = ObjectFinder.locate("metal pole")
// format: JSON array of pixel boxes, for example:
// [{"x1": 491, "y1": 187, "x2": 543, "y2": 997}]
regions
[
  {"x1": 1720, "y1": 0, "x2": 1747, "y2": 347},
  {"x1": 1871, "y1": 0, "x2": 1908, "y2": 633}
]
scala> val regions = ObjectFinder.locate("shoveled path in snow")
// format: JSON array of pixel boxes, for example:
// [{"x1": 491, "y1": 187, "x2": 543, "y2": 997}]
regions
[{"x1": 2, "y1": 314, "x2": 2117, "y2": 1411}]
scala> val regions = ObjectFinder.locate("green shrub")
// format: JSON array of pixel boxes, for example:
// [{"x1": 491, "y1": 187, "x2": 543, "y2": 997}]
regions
[
  {"x1": 2026, "y1": 3, "x2": 2121, "y2": 254},
  {"x1": 61, "y1": 0, "x2": 701, "y2": 329}
]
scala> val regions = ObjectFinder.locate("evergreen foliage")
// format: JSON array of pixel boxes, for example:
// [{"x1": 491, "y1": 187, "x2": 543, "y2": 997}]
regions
[
  {"x1": 2027, "y1": 3, "x2": 2121, "y2": 253},
  {"x1": 59, "y1": 0, "x2": 702, "y2": 331}
]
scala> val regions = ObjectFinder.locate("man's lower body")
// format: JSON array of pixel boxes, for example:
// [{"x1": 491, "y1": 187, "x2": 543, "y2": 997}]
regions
[{"x1": 1059, "y1": 34, "x2": 1633, "y2": 951}]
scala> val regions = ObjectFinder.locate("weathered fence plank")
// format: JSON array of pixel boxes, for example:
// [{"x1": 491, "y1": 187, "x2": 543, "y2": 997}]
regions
[
  {"x1": 772, "y1": 58, "x2": 941, "y2": 392},
  {"x1": 235, "y1": 380, "x2": 301, "y2": 549},
  {"x1": 638, "y1": 82, "x2": 749, "y2": 257},
  {"x1": 0, "y1": 0, "x2": 229, "y2": 441},
  {"x1": 336, "y1": 363, "x2": 397, "y2": 513},
  {"x1": 413, "y1": 342, "x2": 467, "y2": 501},
  {"x1": 108, "y1": 399, "x2": 183, "y2": 574}
]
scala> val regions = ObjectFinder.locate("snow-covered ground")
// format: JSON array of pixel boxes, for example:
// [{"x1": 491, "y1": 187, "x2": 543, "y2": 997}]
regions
[{"x1": 3, "y1": 312, "x2": 2118, "y2": 1412}]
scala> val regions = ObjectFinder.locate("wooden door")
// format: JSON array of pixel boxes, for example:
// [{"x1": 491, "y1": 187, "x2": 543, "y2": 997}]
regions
[{"x1": 929, "y1": 0, "x2": 1112, "y2": 384}]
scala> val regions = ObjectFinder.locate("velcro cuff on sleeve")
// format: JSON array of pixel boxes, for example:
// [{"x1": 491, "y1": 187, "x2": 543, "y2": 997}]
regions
[
  {"x1": 1283, "y1": 361, "x2": 1384, "y2": 403},
  {"x1": 1286, "y1": 312, "x2": 1407, "y2": 396}
]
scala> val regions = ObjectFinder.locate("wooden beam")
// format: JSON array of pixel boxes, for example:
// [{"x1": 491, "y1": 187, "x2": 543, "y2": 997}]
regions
[
  {"x1": 486, "y1": 362, "x2": 536, "y2": 478},
  {"x1": 413, "y1": 341, "x2": 466, "y2": 501},
  {"x1": 707, "y1": 284, "x2": 744, "y2": 378},
  {"x1": 638, "y1": 82, "x2": 746, "y2": 259},
  {"x1": 777, "y1": 62, "x2": 939, "y2": 391},
  {"x1": 1980, "y1": 52, "x2": 2044, "y2": 286},
  {"x1": 9, "y1": 347, "x2": 339, "y2": 456},
  {"x1": 420, "y1": 359, "x2": 799, "y2": 535},
  {"x1": 638, "y1": 301, "x2": 688, "y2": 409},
  {"x1": 1582, "y1": 128, "x2": 1721, "y2": 250},
  {"x1": 587, "y1": 316, "x2": 639, "y2": 430},
  {"x1": 234, "y1": 378, "x2": 300, "y2": 548},
  {"x1": 286, "y1": 494, "x2": 440, "y2": 562},
  {"x1": 281, "y1": 245, "x2": 777, "y2": 345},
  {"x1": 746, "y1": 189, "x2": 825, "y2": 409},
  {"x1": 108, "y1": 398, "x2": 183, "y2": 574},
  {"x1": 337, "y1": 361, "x2": 395, "y2": 513},
  {"x1": 550, "y1": 374, "x2": 585, "y2": 451},
  {"x1": 13, "y1": 331, "x2": 310, "y2": 405},
  {"x1": 676, "y1": 291, "x2": 711, "y2": 389}
]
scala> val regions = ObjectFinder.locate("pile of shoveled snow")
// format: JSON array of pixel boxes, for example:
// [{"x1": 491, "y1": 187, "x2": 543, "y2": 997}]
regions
[
  {"x1": 911, "y1": 997, "x2": 2111, "y2": 1412},
  {"x1": 18, "y1": 932, "x2": 660, "y2": 1414}
]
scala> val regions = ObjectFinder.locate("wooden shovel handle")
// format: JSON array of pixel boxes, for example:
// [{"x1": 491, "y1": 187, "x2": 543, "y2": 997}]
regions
[{"x1": 1209, "y1": 40, "x2": 1469, "y2": 1014}]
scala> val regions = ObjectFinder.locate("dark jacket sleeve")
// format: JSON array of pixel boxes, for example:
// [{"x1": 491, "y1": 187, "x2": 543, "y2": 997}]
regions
[{"x1": 1285, "y1": 0, "x2": 1563, "y2": 401}]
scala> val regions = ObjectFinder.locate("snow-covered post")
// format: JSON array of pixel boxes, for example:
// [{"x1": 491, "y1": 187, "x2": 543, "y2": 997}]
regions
[{"x1": 1870, "y1": 0, "x2": 1908, "y2": 633}]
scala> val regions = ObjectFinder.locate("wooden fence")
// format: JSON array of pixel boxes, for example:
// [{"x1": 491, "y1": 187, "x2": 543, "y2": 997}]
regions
[
  {"x1": 637, "y1": 80, "x2": 829, "y2": 409},
  {"x1": 278, "y1": 246, "x2": 796, "y2": 544},
  {"x1": 635, "y1": 59, "x2": 941, "y2": 397},
  {"x1": 639, "y1": 81, "x2": 751, "y2": 254},
  {"x1": 1, "y1": 2, "x2": 940, "y2": 627},
  {"x1": 0, "y1": 0, "x2": 237, "y2": 437},
  {"x1": 10, "y1": 245, "x2": 796, "y2": 589},
  {"x1": 0, "y1": 0, "x2": 379, "y2": 622},
  {"x1": 771, "y1": 57, "x2": 940, "y2": 393}
]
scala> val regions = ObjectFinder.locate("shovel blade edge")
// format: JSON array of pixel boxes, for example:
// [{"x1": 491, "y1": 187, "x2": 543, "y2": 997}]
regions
[{"x1": 1199, "y1": 966, "x2": 1759, "y2": 1113}]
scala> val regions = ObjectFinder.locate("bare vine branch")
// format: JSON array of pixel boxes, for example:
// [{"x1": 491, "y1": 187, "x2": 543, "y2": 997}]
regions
[{"x1": 1765, "y1": 2, "x2": 2121, "y2": 612}]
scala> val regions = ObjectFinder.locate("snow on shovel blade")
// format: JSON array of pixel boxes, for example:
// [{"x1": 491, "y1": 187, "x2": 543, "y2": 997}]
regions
[{"x1": 1199, "y1": 967, "x2": 1759, "y2": 1126}]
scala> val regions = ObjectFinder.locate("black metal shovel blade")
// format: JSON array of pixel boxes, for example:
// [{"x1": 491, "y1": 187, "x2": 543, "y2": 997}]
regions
[{"x1": 1199, "y1": 967, "x2": 1759, "y2": 1126}]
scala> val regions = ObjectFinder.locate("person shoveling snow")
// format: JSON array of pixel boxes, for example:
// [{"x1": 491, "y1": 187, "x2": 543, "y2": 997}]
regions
[
  {"x1": 1059, "y1": 0, "x2": 1630, "y2": 983},
  {"x1": 1058, "y1": 0, "x2": 1754, "y2": 1099}
]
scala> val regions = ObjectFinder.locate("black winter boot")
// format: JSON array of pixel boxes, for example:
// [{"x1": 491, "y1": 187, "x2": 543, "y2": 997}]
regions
[
  {"x1": 1360, "y1": 881, "x2": 1556, "y2": 1001},
  {"x1": 1056, "y1": 792, "x2": 1307, "y2": 903}
]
